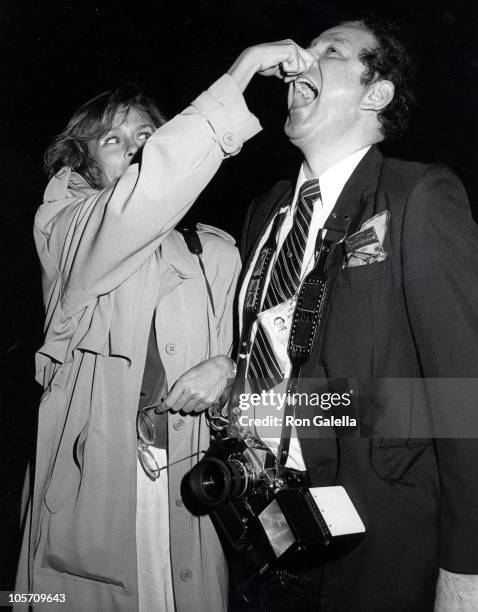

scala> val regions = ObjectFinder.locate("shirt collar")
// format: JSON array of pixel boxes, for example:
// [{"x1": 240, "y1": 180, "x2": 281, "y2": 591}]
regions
[{"x1": 292, "y1": 146, "x2": 372, "y2": 215}]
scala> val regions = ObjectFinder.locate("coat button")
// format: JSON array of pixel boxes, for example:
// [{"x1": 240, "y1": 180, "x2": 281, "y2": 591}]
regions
[
  {"x1": 180, "y1": 569, "x2": 193, "y2": 582},
  {"x1": 173, "y1": 419, "x2": 185, "y2": 431},
  {"x1": 165, "y1": 343, "x2": 178, "y2": 355},
  {"x1": 222, "y1": 131, "x2": 236, "y2": 148},
  {"x1": 175, "y1": 497, "x2": 184, "y2": 507}
]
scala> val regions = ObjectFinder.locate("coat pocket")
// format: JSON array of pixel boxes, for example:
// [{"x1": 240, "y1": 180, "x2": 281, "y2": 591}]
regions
[
  {"x1": 43, "y1": 358, "x2": 91, "y2": 514},
  {"x1": 369, "y1": 439, "x2": 433, "y2": 480},
  {"x1": 44, "y1": 425, "x2": 88, "y2": 514},
  {"x1": 341, "y1": 258, "x2": 390, "y2": 283},
  {"x1": 41, "y1": 428, "x2": 135, "y2": 591}
]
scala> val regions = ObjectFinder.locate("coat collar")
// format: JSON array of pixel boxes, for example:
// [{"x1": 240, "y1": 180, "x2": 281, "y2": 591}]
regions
[
  {"x1": 245, "y1": 145, "x2": 384, "y2": 251},
  {"x1": 161, "y1": 230, "x2": 201, "y2": 279}
]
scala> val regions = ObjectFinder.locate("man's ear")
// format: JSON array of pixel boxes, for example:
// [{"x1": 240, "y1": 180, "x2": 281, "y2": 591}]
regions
[{"x1": 360, "y1": 80, "x2": 395, "y2": 111}]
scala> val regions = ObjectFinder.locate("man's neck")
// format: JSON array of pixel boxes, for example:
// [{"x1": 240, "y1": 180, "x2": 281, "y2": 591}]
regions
[{"x1": 300, "y1": 135, "x2": 382, "y2": 179}]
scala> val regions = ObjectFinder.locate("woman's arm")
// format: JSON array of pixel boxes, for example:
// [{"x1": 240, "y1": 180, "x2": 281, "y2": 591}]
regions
[
  {"x1": 36, "y1": 75, "x2": 256, "y2": 316},
  {"x1": 36, "y1": 42, "x2": 312, "y2": 317}
]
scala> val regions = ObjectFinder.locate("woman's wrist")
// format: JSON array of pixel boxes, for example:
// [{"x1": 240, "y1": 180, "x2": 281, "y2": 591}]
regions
[{"x1": 227, "y1": 48, "x2": 259, "y2": 93}]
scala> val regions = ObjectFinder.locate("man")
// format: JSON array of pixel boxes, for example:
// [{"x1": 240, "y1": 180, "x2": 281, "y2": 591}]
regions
[{"x1": 235, "y1": 16, "x2": 478, "y2": 612}]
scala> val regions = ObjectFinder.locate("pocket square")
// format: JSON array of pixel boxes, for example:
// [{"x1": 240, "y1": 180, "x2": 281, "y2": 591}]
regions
[{"x1": 344, "y1": 210, "x2": 390, "y2": 269}]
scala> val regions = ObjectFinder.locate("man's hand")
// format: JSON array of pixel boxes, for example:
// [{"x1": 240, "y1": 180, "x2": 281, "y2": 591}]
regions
[
  {"x1": 161, "y1": 355, "x2": 235, "y2": 414},
  {"x1": 435, "y1": 568, "x2": 478, "y2": 611},
  {"x1": 228, "y1": 40, "x2": 314, "y2": 92}
]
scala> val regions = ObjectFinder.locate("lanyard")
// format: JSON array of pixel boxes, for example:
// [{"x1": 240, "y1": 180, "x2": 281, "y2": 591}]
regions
[
  {"x1": 242, "y1": 211, "x2": 287, "y2": 334},
  {"x1": 228, "y1": 211, "x2": 287, "y2": 422}
]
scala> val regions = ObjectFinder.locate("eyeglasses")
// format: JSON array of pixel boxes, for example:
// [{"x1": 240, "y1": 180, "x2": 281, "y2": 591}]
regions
[
  {"x1": 137, "y1": 404, "x2": 165, "y2": 446},
  {"x1": 137, "y1": 438, "x2": 206, "y2": 482},
  {"x1": 137, "y1": 440, "x2": 162, "y2": 481},
  {"x1": 136, "y1": 396, "x2": 224, "y2": 481}
]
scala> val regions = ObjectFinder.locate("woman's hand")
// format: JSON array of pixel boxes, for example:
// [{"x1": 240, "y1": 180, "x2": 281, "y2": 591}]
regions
[
  {"x1": 228, "y1": 40, "x2": 314, "y2": 92},
  {"x1": 161, "y1": 355, "x2": 235, "y2": 414}
]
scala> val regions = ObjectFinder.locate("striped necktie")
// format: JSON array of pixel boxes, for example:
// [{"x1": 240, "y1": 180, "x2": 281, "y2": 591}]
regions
[{"x1": 248, "y1": 179, "x2": 322, "y2": 388}]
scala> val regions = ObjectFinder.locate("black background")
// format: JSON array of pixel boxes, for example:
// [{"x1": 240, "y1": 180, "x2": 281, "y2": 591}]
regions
[{"x1": 1, "y1": 0, "x2": 477, "y2": 588}]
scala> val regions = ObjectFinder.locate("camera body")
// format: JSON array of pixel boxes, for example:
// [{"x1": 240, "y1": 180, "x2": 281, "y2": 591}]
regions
[{"x1": 181, "y1": 431, "x2": 365, "y2": 588}]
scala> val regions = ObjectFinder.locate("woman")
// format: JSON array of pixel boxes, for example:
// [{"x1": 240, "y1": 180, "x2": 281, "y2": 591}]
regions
[{"x1": 15, "y1": 42, "x2": 313, "y2": 612}]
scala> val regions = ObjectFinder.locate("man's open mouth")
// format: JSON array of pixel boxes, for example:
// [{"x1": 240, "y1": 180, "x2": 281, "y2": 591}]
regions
[{"x1": 293, "y1": 77, "x2": 319, "y2": 103}]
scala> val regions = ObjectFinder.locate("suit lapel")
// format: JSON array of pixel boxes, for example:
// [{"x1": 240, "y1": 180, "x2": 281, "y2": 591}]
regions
[
  {"x1": 324, "y1": 145, "x2": 384, "y2": 237},
  {"x1": 238, "y1": 147, "x2": 385, "y2": 316},
  {"x1": 298, "y1": 148, "x2": 385, "y2": 484}
]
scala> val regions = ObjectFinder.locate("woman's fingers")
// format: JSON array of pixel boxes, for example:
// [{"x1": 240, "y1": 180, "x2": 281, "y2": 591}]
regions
[
  {"x1": 228, "y1": 39, "x2": 314, "y2": 91},
  {"x1": 280, "y1": 44, "x2": 314, "y2": 76},
  {"x1": 162, "y1": 356, "x2": 234, "y2": 414},
  {"x1": 258, "y1": 40, "x2": 314, "y2": 77}
]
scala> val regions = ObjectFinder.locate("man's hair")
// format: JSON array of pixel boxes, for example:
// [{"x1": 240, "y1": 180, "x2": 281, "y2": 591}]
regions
[
  {"x1": 352, "y1": 16, "x2": 417, "y2": 140},
  {"x1": 44, "y1": 84, "x2": 167, "y2": 189}
]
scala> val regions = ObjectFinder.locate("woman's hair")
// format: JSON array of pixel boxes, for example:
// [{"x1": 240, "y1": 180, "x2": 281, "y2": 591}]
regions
[{"x1": 44, "y1": 84, "x2": 167, "y2": 189}]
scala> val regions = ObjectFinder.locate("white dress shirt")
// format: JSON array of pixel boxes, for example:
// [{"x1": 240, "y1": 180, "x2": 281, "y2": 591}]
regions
[{"x1": 238, "y1": 146, "x2": 371, "y2": 469}]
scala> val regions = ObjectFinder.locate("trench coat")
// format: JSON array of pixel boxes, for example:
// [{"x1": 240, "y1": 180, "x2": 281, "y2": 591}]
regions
[{"x1": 15, "y1": 74, "x2": 261, "y2": 611}]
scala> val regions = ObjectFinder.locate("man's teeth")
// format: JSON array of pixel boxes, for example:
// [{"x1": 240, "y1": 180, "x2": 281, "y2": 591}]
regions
[{"x1": 294, "y1": 80, "x2": 318, "y2": 101}]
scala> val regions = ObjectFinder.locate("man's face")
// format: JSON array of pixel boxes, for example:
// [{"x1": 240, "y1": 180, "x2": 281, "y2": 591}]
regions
[{"x1": 285, "y1": 23, "x2": 378, "y2": 149}]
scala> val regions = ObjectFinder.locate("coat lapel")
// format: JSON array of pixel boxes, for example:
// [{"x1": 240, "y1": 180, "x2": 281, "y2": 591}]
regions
[
  {"x1": 239, "y1": 147, "x2": 384, "y2": 304},
  {"x1": 300, "y1": 147, "x2": 385, "y2": 485},
  {"x1": 324, "y1": 145, "x2": 384, "y2": 237}
]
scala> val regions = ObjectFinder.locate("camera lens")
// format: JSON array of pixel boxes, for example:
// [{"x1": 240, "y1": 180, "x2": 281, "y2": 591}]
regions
[
  {"x1": 182, "y1": 457, "x2": 232, "y2": 511},
  {"x1": 228, "y1": 459, "x2": 250, "y2": 499},
  {"x1": 201, "y1": 460, "x2": 230, "y2": 503}
]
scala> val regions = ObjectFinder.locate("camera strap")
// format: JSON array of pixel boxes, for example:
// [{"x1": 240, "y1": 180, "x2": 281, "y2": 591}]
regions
[
  {"x1": 277, "y1": 224, "x2": 349, "y2": 465},
  {"x1": 231, "y1": 206, "x2": 358, "y2": 466},
  {"x1": 177, "y1": 226, "x2": 216, "y2": 317}
]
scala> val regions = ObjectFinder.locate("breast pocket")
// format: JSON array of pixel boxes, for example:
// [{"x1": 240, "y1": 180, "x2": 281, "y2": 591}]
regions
[{"x1": 341, "y1": 258, "x2": 391, "y2": 290}]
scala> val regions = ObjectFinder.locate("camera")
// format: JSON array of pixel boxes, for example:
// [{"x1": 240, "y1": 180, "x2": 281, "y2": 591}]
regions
[
  {"x1": 181, "y1": 427, "x2": 366, "y2": 593},
  {"x1": 181, "y1": 433, "x2": 276, "y2": 513}
]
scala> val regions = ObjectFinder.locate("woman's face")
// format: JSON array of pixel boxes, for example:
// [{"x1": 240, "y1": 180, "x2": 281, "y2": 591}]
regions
[{"x1": 88, "y1": 106, "x2": 155, "y2": 187}]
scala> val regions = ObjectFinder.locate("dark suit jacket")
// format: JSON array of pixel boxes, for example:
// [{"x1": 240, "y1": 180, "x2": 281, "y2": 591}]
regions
[{"x1": 239, "y1": 146, "x2": 478, "y2": 611}]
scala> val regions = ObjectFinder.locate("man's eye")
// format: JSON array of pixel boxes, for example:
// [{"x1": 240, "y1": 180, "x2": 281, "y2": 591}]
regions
[{"x1": 326, "y1": 46, "x2": 339, "y2": 55}]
